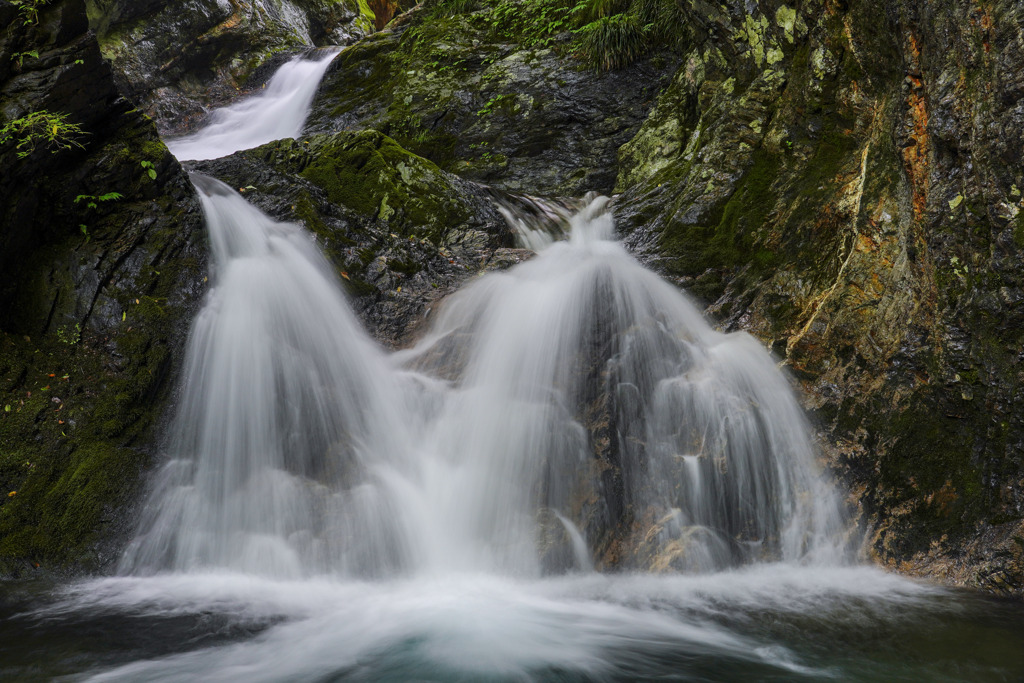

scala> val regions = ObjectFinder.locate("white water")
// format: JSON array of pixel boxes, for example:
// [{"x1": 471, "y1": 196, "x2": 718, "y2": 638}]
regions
[
  {"x1": 59, "y1": 566, "x2": 947, "y2": 682},
  {"x1": 121, "y1": 184, "x2": 847, "y2": 580},
  {"x1": 119, "y1": 175, "x2": 412, "y2": 578},
  {"x1": 166, "y1": 48, "x2": 339, "y2": 161},
  {"x1": 90, "y1": 55, "x2": 889, "y2": 676},
  {"x1": 48, "y1": 171, "x2": 1005, "y2": 681}
]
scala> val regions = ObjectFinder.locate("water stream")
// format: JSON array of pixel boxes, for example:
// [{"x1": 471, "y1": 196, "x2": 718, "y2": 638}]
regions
[
  {"x1": 2, "y1": 49, "x2": 1023, "y2": 683},
  {"x1": 166, "y1": 48, "x2": 340, "y2": 162}
]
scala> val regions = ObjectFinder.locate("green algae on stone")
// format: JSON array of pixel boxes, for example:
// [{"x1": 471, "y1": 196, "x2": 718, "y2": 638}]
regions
[{"x1": 275, "y1": 131, "x2": 472, "y2": 242}]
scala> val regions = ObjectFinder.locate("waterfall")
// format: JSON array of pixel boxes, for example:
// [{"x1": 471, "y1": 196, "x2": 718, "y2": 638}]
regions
[
  {"x1": 393, "y1": 195, "x2": 846, "y2": 574},
  {"x1": 165, "y1": 48, "x2": 340, "y2": 161},
  {"x1": 119, "y1": 175, "x2": 418, "y2": 577},
  {"x1": 121, "y1": 177, "x2": 846, "y2": 580},
  {"x1": 11, "y1": 38, "x2": 1023, "y2": 683}
]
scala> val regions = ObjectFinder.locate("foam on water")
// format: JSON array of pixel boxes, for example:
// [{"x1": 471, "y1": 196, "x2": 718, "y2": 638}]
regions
[{"x1": 28, "y1": 566, "x2": 952, "y2": 682}]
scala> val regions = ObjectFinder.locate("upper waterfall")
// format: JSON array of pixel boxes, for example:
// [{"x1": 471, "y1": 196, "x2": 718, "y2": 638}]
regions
[{"x1": 166, "y1": 49, "x2": 340, "y2": 161}]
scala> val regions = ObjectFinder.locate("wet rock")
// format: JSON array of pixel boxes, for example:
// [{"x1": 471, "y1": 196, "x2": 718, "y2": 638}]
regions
[
  {"x1": 84, "y1": 0, "x2": 376, "y2": 133},
  {"x1": 0, "y1": 0, "x2": 206, "y2": 574},
  {"x1": 616, "y1": 0, "x2": 1024, "y2": 594},
  {"x1": 304, "y1": 12, "x2": 678, "y2": 196}
]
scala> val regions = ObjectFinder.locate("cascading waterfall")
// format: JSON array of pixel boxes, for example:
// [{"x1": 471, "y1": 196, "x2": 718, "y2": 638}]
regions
[
  {"x1": 119, "y1": 175, "x2": 419, "y2": 578},
  {"x1": 6, "y1": 49, "x2": 1024, "y2": 683},
  {"x1": 166, "y1": 48, "x2": 340, "y2": 161},
  {"x1": 391, "y1": 196, "x2": 846, "y2": 575},
  {"x1": 122, "y1": 180, "x2": 846, "y2": 580}
]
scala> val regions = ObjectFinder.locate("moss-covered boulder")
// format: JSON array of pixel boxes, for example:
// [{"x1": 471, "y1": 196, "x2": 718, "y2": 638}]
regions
[
  {"x1": 615, "y1": 0, "x2": 1024, "y2": 594},
  {"x1": 304, "y1": 5, "x2": 678, "y2": 195},
  {"x1": 0, "y1": 0, "x2": 206, "y2": 575}
]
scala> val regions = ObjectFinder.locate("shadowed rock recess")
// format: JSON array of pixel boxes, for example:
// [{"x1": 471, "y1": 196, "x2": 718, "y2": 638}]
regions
[
  {"x1": 0, "y1": 0, "x2": 206, "y2": 573},
  {"x1": 2, "y1": 0, "x2": 1023, "y2": 595}
]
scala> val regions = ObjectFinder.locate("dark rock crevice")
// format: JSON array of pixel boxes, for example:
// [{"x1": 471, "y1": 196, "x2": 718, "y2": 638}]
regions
[{"x1": 0, "y1": 0, "x2": 206, "y2": 575}]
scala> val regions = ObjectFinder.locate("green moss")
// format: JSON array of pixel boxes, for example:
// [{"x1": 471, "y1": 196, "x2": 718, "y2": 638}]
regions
[
  {"x1": 356, "y1": 0, "x2": 377, "y2": 33},
  {"x1": 0, "y1": 176, "x2": 201, "y2": 573},
  {"x1": 576, "y1": 14, "x2": 647, "y2": 71},
  {"x1": 1013, "y1": 210, "x2": 1024, "y2": 249},
  {"x1": 388, "y1": 257, "x2": 422, "y2": 275},
  {"x1": 0, "y1": 328, "x2": 158, "y2": 571},
  {"x1": 294, "y1": 193, "x2": 355, "y2": 247},
  {"x1": 657, "y1": 149, "x2": 782, "y2": 298},
  {"x1": 868, "y1": 391, "x2": 992, "y2": 555},
  {"x1": 255, "y1": 131, "x2": 471, "y2": 243},
  {"x1": 0, "y1": 440, "x2": 145, "y2": 569},
  {"x1": 342, "y1": 276, "x2": 379, "y2": 298}
]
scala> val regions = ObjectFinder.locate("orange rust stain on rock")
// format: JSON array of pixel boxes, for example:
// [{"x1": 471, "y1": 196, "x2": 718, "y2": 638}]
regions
[
  {"x1": 856, "y1": 233, "x2": 878, "y2": 252},
  {"x1": 902, "y1": 34, "x2": 930, "y2": 223},
  {"x1": 978, "y1": 4, "x2": 993, "y2": 52}
]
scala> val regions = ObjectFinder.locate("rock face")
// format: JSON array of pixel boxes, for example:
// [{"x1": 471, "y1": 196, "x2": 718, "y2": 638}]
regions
[
  {"x1": 613, "y1": 0, "x2": 1024, "y2": 594},
  {"x1": 304, "y1": 9, "x2": 678, "y2": 196},
  {"x1": 301, "y1": 0, "x2": 1024, "y2": 592},
  {"x1": 0, "y1": 0, "x2": 205, "y2": 574},
  {"x1": 83, "y1": 0, "x2": 376, "y2": 133}
]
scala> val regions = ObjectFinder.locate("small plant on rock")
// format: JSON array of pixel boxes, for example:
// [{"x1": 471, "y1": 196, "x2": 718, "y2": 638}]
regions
[
  {"x1": 0, "y1": 110, "x2": 86, "y2": 158},
  {"x1": 10, "y1": 50, "x2": 39, "y2": 68},
  {"x1": 572, "y1": 0, "x2": 691, "y2": 70},
  {"x1": 575, "y1": 13, "x2": 645, "y2": 71},
  {"x1": 75, "y1": 192, "x2": 123, "y2": 243},
  {"x1": 11, "y1": 0, "x2": 50, "y2": 25},
  {"x1": 56, "y1": 323, "x2": 81, "y2": 345}
]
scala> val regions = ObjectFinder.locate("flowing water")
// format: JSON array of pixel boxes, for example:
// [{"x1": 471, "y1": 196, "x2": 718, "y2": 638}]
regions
[
  {"x1": 3, "y1": 50, "x2": 1024, "y2": 682},
  {"x1": 165, "y1": 48, "x2": 340, "y2": 161}
]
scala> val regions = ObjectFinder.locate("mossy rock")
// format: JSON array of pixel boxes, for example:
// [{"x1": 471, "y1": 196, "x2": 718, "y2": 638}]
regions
[
  {"x1": 250, "y1": 130, "x2": 474, "y2": 243},
  {"x1": 0, "y1": 0, "x2": 207, "y2": 575}
]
